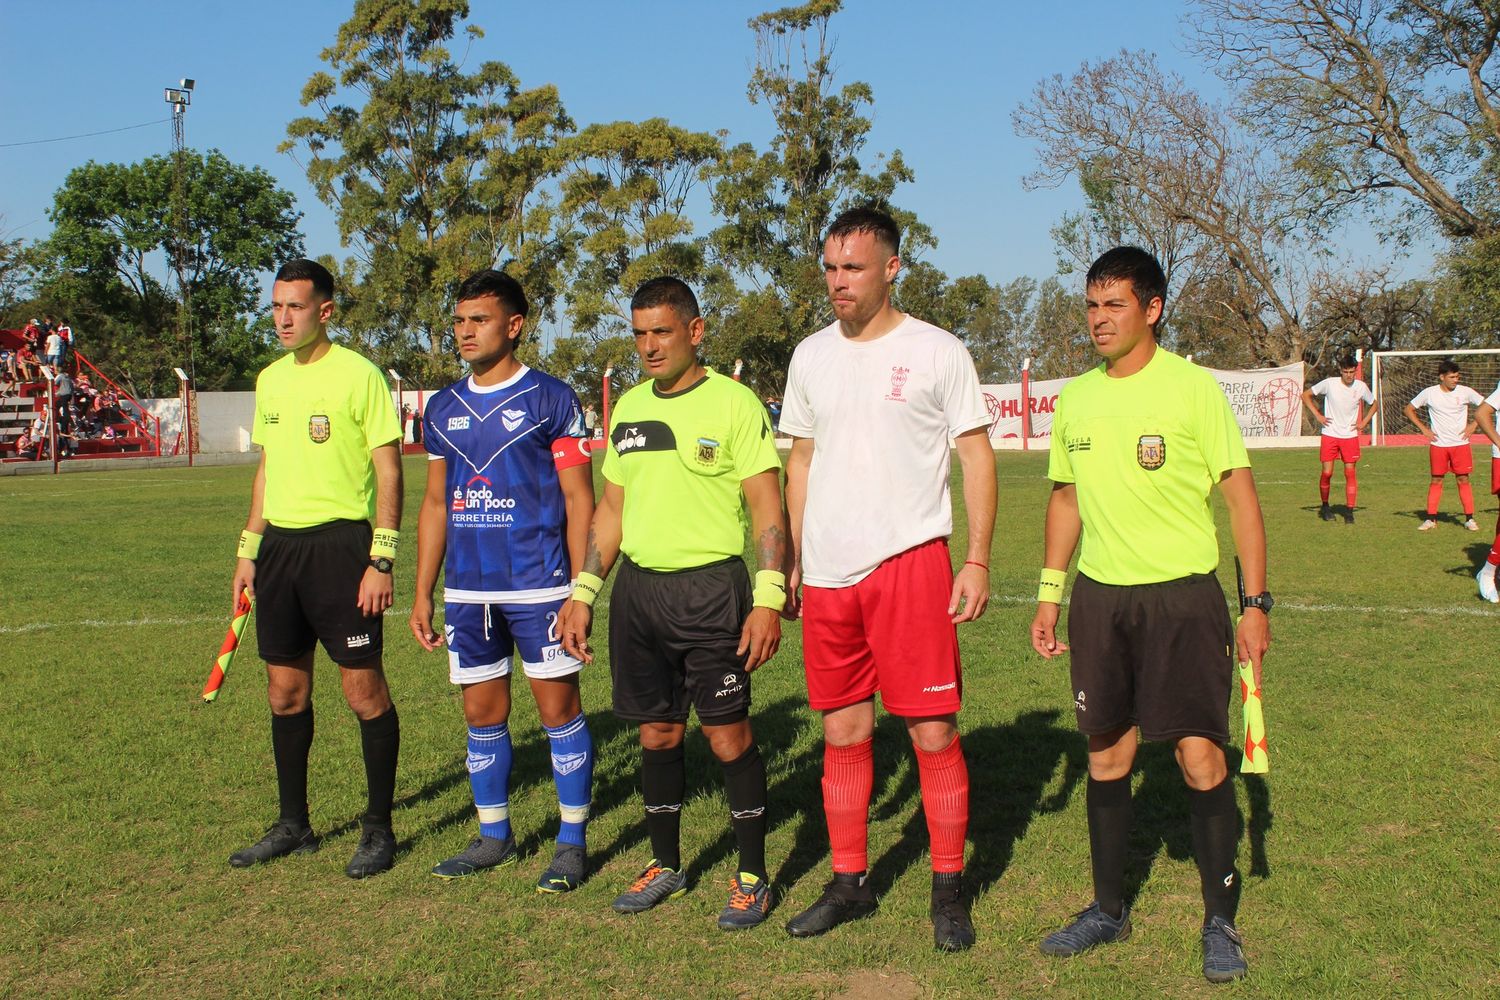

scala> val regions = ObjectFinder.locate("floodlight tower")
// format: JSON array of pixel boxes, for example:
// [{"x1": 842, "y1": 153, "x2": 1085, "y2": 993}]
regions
[{"x1": 164, "y1": 79, "x2": 195, "y2": 382}]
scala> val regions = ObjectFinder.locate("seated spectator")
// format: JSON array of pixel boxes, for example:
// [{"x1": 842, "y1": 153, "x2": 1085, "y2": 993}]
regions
[
  {"x1": 16, "y1": 345, "x2": 38, "y2": 381},
  {"x1": 15, "y1": 426, "x2": 33, "y2": 456},
  {"x1": 0, "y1": 348, "x2": 16, "y2": 385}
]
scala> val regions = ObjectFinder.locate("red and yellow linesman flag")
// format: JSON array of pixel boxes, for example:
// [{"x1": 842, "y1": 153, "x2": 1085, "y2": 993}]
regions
[
  {"x1": 1237, "y1": 637, "x2": 1269, "y2": 774},
  {"x1": 202, "y1": 591, "x2": 253, "y2": 703}
]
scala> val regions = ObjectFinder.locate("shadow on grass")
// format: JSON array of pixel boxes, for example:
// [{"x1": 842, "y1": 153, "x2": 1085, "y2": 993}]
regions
[
  {"x1": 1123, "y1": 742, "x2": 1275, "y2": 912},
  {"x1": 766, "y1": 707, "x2": 1086, "y2": 904}
]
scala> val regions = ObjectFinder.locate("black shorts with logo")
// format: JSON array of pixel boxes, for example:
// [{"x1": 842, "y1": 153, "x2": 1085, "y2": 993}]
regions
[
  {"x1": 608, "y1": 556, "x2": 752, "y2": 724},
  {"x1": 256, "y1": 519, "x2": 383, "y2": 666},
  {"x1": 1067, "y1": 572, "x2": 1233, "y2": 744}
]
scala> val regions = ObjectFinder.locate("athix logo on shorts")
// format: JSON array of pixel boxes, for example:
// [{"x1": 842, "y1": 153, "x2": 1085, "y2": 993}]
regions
[
  {"x1": 450, "y1": 474, "x2": 516, "y2": 524},
  {"x1": 1075, "y1": 690, "x2": 1087, "y2": 712},
  {"x1": 467, "y1": 751, "x2": 495, "y2": 773},
  {"x1": 715, "y1": 673, "x2": 745, "y2": 698},
  {"x1": 885, "y1": 365, "x2": 911, "y2": 402},
  {"x1": 347, "y1": 633, "x2": 371, "y2": 648},
  {"x1": 447, "y1": 415, "x2": 470, "y2": 431},
  {"x1": 501, "y1": 408, "x2": 527, "y2": 432},
  {"x1": 616, "y1": 427, "x2": 648, "y2": 452},
  {"x1": 552, "y1": 752, "x2": 587, "y2": 776},
  {"x1": 922, "y1": 682, "x2": 956, "y2": 693}
]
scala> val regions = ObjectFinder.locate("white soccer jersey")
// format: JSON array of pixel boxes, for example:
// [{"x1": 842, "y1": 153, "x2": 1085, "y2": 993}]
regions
[
  {"x1": 1410, "y1": 383, "x2": 1484, "y2": 447},
  {"x1": 1484, "y1": 383, "x2": 1500, "y2": 458},
  {"x1": 1310, "y1": 377, "x2": 1374, "y2": 438},
  {"x1": 780, "y1": 315, "x2": 990, "y2": 587}
]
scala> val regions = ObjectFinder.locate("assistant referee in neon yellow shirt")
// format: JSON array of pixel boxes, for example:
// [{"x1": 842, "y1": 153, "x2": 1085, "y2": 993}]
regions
[
  {"x1": 1029, "y1": 247, "x2": 1270, "y2": 985},
  {"x1": 228, "y1": 259, "x2": 404, "y2": 879}
]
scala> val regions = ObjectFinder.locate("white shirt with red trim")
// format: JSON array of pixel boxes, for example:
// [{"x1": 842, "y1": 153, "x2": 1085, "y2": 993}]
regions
[
  {"x1": 780, "y1": 315, "x2": 990, "y2": 588},
  {"x1": 1410, "y1": 383, "x2": 1483, "y2": 447},
  {"x1": 1309, "y1": 377, "x2": 1374, "y2": 438}
]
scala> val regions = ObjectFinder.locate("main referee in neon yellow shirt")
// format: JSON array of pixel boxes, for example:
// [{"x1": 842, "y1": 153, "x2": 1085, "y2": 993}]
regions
[
  {"x1": 228, "y1": 259, "x2": 405, "y2": 879},
  {"x1": 1029, "y1": 247, "x2": 1270, "y2": 984}
]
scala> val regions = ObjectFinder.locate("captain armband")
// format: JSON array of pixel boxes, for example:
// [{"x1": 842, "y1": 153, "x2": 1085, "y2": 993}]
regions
[
  {"x1": 370, "y1": 529, "x2": 400, "y2": 561},
  {"x1": 572, "y1": 572, "x2": 605, "y2": 607},
  {"x1": 753, "y1": 570, "x2": 788, "y2": 611},
  {"x1": 237, "y1": 530, "x2": 263, "y2": 561},
  {"x1": 1037, "y1": 568, "x2": 1067, "y2": 604}
]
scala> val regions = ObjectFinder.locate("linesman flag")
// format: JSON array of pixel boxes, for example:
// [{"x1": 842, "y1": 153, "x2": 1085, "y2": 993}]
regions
[
  {"x1": 203, "y1": 591, "x2": 253, "y2": 703},
  {"x1": 1237, "y1": 651, "x2": 1269, "y2": 774}
]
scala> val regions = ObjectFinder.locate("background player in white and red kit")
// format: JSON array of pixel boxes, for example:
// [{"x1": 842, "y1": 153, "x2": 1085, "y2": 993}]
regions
[
  {"x1": 410, "y1": 270, "x2": 597, "y2": 892},
  {"x1": 1404, "y1": 359, "x2": 1484, "y2": 531},
  {"x1": 1300, "y1": 356, "x2": 1375, "y2": 524},
  {"x1": 779, "y1": 206, "x2": 997, "y2": 952},
  {"x1": 1471, "y1": 383, "x2": 1500, "y2": 601}
]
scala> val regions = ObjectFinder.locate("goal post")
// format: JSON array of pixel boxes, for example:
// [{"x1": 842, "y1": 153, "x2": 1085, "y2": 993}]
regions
[{"x1": 1370, "y1": 348, "x2": 1500, "y2": 445}]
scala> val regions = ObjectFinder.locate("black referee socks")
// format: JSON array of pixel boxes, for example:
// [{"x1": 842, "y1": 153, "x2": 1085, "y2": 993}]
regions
[
  {"x1": 719, "y1": 744, "x2": 768, "y2": 881},
  {"x1": 270, "y1": 707, "x2": 313, "y2": 826},
  {"x1": 1086, "y1": 774, "x2": 1132, "y2": 920},
  {"x1": 358, "y1": 706, "x2": 400, "y2": 829},
  {"x1": 1189, "y1": 777, "x2": 1241, "y2": 925},
  {"x1": 641, "y1": 745, "x2": 685, "y2": 871}
]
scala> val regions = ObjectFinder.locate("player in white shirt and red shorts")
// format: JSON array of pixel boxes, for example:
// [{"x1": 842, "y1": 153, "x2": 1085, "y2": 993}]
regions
[
  {"x1": 1300, "y1": 356, "x2": 1375, "y2": 524},
  {"x1": 779, "y1": 207, "x2": 997, "y2": 953},
  {"x1": 1471, "y1": 382, "x2": 1500, "y2": 601},
  {"x1": 1404, "y1": 360, "x2": 1484, "y2": 532}
]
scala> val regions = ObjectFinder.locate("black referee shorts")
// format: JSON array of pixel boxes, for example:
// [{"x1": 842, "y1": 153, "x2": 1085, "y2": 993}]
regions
[
  {"x1": 608, "y1": 556, "x2": 752, "y2": 725},
  {"x1": 256, "y1": 519, "x2": 383, "y2": 666},
  {"x1": 1067, "y1": 572, "x2": 1233, "y2": 744}
]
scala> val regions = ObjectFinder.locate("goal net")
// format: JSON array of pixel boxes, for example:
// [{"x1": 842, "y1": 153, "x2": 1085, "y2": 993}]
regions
[{"x1": 1370, "y1": 349, "x2": 1500, "y2": 444}]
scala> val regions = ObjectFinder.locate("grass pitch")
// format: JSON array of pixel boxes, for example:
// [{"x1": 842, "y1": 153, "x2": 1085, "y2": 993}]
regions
[{"x1": 1, "y1": 446, "x2": 1497, "y2": 998}]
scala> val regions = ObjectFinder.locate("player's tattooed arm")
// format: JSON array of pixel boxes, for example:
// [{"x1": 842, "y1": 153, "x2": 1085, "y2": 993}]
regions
[
  {"x1": 738, "y1": 469, "x2": 785, "y2": 670},
  {"x1": 756, "y1": 522, "x2": 787, "y2": 576}
]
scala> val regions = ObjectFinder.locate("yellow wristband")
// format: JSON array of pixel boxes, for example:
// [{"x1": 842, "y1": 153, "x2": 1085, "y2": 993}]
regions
[
  {"x1": 370, "y1": 528, "x2": 399, "y2": 561},
  {"x1": 238, "y1": 530, "x2": 263, "y2": 561},
  {"x1": 752, "y1": 570, "x2": 787, "y2": 611},
  {"x1": 572, "y1": 571, "x2": 605, "y2": 607},
  {"x1": 1037, "y1": 567, "x2": 1067, "y2": 604}
]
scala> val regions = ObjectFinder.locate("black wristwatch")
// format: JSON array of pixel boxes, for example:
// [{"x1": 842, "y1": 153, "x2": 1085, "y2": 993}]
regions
[
  {"x1": 369, "y1": 557, "x2": 394, "y2": 574},
  {"x1": 1241, "y1": 591, "x2": 1274, "y2": 613}
]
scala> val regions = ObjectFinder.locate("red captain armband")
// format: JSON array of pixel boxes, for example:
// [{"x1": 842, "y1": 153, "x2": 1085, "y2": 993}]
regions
[{"x1": 552, "y1": 437, "x2": 593, "y2": 471}]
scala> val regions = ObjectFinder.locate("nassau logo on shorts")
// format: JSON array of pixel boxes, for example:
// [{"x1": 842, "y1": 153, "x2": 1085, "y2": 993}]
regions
[
  {"x1": 308, "y1": 413, "x2": 331, "y2": 443},
  {"x1": 1137, "y1": 434, "x2": 1166, "y2": 470}
]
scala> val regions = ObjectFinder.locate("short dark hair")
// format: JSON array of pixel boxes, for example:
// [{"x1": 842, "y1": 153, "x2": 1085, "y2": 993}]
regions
[
  {"x1": 1438, "y1": 359, "x2": 1461, "y2": 375},
  {"x1": 1338, "y1": 355, "x2": 1358, "y2": 370},
  {"x1": 455, "y1": 269, "x2": 529, "y2": 319},
  {"x1": 630, "y1": 276, "x2": 700, "y2": 322},
  {"x1": 1086, "y1": 247, "x2": 1167, "y2": 323},
  {"x1": 825, "y1": 205, "x2": 901, "y2": 257},
  {"x1": 274, "y1": 258, "x2": 335, "y2": 301}
]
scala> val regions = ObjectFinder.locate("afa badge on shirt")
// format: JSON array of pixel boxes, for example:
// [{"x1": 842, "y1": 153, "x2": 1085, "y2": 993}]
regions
[
  {"x1": 1137, "y1": 434, "x2": 1166, "y2": 470},
  {"x1": 309, "y1": 413, "x2": 331, "y2": 444},
  {"x1": 696, "y1": 437, "x2": 719, "y2": 466}
]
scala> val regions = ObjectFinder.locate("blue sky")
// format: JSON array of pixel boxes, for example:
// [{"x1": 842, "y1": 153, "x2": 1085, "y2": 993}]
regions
[{"x1": 0, "y1": 0, "x2": 1427, "y2": 303}]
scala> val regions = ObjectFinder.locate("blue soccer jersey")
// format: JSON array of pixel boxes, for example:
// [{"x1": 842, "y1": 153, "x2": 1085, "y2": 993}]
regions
[{"x1": 423, "y1": 366, "x2": 591, "y2": 603}]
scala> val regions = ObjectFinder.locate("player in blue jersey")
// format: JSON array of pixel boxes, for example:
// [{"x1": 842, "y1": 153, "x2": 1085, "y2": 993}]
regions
[{"x1": 410, "y1": 270, "x2": 598, "y2": 892}]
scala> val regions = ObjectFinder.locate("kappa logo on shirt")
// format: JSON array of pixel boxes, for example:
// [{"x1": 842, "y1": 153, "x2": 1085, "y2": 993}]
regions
[
  {"x1": 447, "y1": 415, "x2": 470, "y2": 431},
  {"x1": 501, "y1": 408, "x2": 527, "y2": 432}
]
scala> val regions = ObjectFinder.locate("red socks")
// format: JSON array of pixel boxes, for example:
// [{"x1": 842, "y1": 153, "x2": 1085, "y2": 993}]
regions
[
  {"x1": 1319, "y1": 471, "x2": 1333, "y2": 503},
  {"x1": 822, "y1": 738, "x2": 874, "y2": 873},
  {"x1": 1459, "y1": 481, "x2": 1475, "y2": 516},
  {"x1": 1345, "y1": 468, "x2": 1358, "y2": 508},
  {"x1": 914, "y1": 736, "x2": 970, "y2": 874},
  {"x1": 1427, "y1": 480, "x2": 1443, "y2": 517}
]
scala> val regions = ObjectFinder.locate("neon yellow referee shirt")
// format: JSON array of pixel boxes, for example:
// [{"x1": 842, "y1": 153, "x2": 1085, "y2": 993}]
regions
[
  {"x1": 252, "y1": 343, "x2": 401, "y2": 528},
  {"x1": 1048, "y1": 348, "x2": 1249, "y2": 585}
]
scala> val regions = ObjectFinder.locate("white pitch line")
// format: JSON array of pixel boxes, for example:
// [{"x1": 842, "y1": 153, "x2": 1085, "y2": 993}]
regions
[{"x1": 1, "y1": 598, "x2": 1489, "y2": 636}]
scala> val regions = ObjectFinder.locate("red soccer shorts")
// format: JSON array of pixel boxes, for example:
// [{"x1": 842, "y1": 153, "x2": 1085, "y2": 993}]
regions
[
  {"x1": 1430, "y1": 444, "x2": 1474, "y2": 476},
  {"x1": 1492, "y1": 457, "x2": 1499, "y2": 495},
  {"x1": 1319, "y1": 435, "x2": 1360, "y2": 464},
  {"x1": 801, "y1": 539, "x2": 962, "y2": 717}
]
